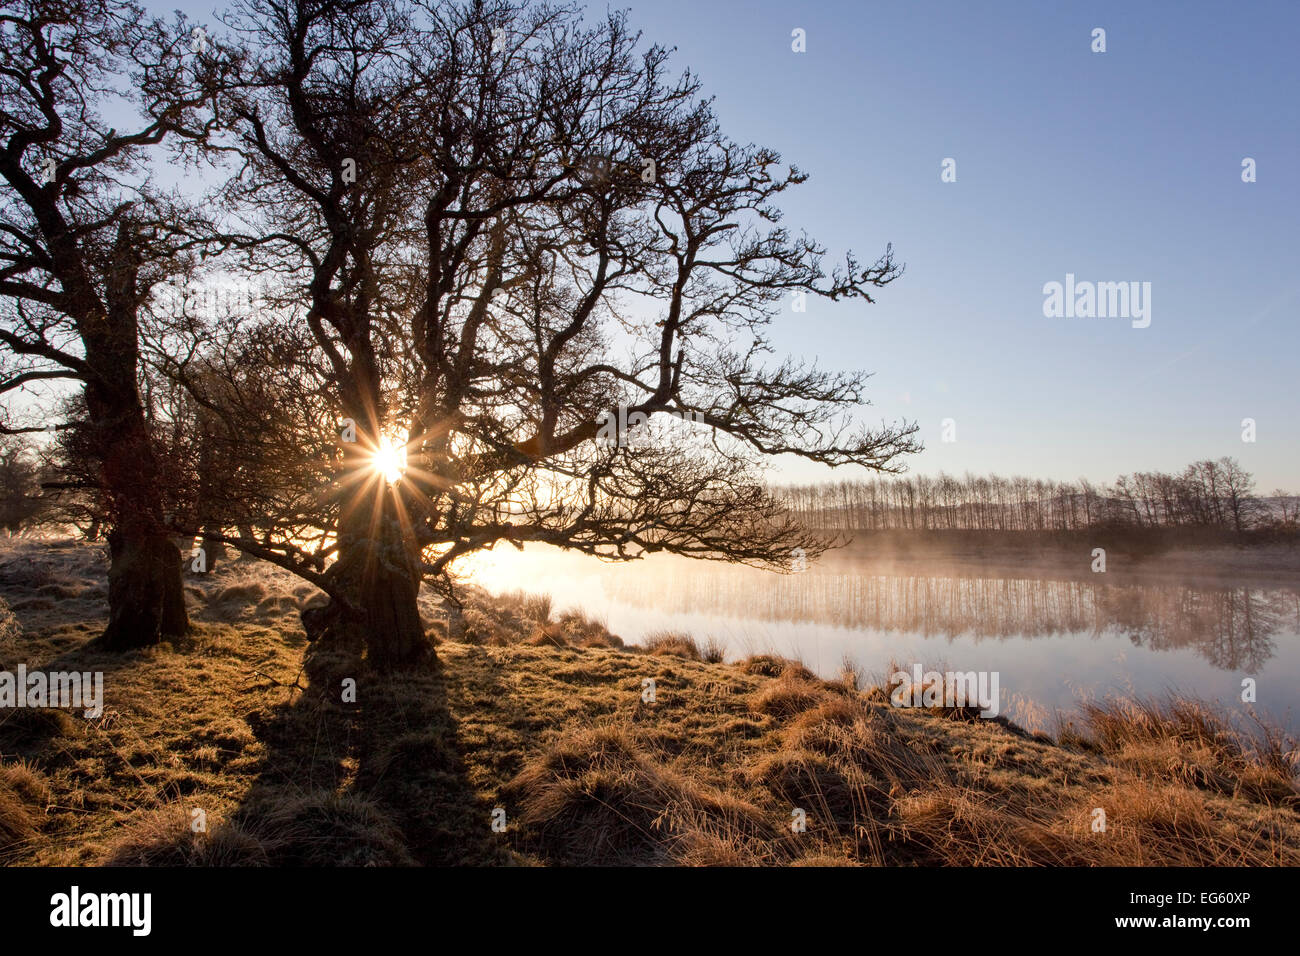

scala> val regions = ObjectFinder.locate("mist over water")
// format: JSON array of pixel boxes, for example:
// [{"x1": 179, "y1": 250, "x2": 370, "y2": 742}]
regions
[{"x1": 459, "y1": 545, "x2": 1300, "y2": 734}]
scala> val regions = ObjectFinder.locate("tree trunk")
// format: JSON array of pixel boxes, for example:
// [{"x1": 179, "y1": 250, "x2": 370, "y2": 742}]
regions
[
  {"x1": 354, "y1": 550, "x2": 426, "y2": 667},
  {"x1": 200, "y1": 525, "x2": 227, "y2": 571},
  {"x1": 90, "y1": 401, "x2": 189, "y2": 647},
  {"x1": 101, "y1": 522, "x2": 188, "y2": 648},
  {"x1": 303, "y1": 483, "x2": 429, "y2": 670},
  {"x1": 195, "y1": 411, "x2": 226, "y2": 571},
  {"x1": 80, "y1": 245, "x2": 189, "y2": 648}
]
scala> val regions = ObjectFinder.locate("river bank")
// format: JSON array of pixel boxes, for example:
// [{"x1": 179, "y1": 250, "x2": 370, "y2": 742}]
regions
[{"x1": 1, "y1": 541, "x2": 1296, "y2": 866}]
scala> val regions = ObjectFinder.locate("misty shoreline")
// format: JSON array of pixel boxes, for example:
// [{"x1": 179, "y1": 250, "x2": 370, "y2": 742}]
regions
[{"x1": 823, "y1": 532, "x2": 1300, "y2": 583}]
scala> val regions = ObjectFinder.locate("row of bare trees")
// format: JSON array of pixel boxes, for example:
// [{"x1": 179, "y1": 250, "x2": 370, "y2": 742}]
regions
[
  {"x1": 0, "y1": 0, "x2": 918, "y2": 664},
  {"x1": 777, "y1": 458, "x2": 1297, "y2": 535}
]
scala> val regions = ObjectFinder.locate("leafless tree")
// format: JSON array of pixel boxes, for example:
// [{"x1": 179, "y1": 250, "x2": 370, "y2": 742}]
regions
[
  {"x1": 184, "y1": 0, "x2": 918, "y2": 667},
  {"x1": 0, "y1": 432, "x2": 47, "y2": 532},
  {"x1": 0, "y1": 0, "x2": 232, "y2": 646},
  {"x1": 773, "y1": 459, "x2": 1280, "y2": 538}
]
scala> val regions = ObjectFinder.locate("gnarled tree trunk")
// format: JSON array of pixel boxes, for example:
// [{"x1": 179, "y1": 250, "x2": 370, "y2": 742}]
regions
[
  {"x1": 92, "y1": 400, "x2": 189, "y2": 648},
  {"x1": 303, "y1": 481, "x2": 429, "y2": 670},
  {"x1": 103, "y1": 522, "x2": 187, "y2": 647},
  {"x1": 83, "y1": 228, "x2": 188, "y2": 649}
]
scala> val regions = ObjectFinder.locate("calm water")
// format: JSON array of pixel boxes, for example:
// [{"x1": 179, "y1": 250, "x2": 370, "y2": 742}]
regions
[{"x1": 459, "y1": 546, "x2": 1300, "y2": 733}]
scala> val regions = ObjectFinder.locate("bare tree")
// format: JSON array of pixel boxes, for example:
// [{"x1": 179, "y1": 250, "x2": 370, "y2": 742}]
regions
[
  {"x1": 772, "y1": 458, "x2": 1283, "y2": 537},
  {"x1": 1217, "y1": 456, "x2": 1256, "y2": 534},
  {"x1": 0, "y1": 432, "x2": 47, "y2": 532},
  {"x1": 189, "y1": 0, "x2": 917, "y2": 667},
  {"x1": 1268, "y1": 489, "x2": 1297, "y2": 530},
  {"x1": 0, "y1": 0, "x2": 235, "y2": 645}
]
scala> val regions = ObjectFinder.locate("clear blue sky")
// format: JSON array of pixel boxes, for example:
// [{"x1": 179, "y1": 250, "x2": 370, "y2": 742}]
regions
[{"x1": 153, "y1": 0, "x2": 1300, "y2": 491}]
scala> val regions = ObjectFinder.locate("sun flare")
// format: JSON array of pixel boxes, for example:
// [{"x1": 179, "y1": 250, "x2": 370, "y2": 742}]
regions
[{"x1": 372, "y1": 434, "x2": 407, "y2": 484}]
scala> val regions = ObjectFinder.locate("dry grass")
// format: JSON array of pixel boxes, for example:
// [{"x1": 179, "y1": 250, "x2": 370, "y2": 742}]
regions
[
  {"x1": 642, "y1": 631, "x2": 702, "y2": 660},
  {"x1": 1065, "y1": 695, "x2": 1299, "y2": 805},
  {"x1": 1, "y1": 539, "x2": 1297, "y2": 866},
  {"x1": 502, "y1": 723, "x2": 771, "y2": 865},
  {"x1": 102, "y1": 803, "x2": 269, "y2": 866},
  {"x1": 448, "y1": 590, "x2": 621, "y2": 650},
  {"x1": 498, "y1": 590, "x2": 553, "y2": 625},
  {"x1": 738, "y1": 654, "x2": 817, "y2": 681},
  {"x1": 0, "y1": 760, "x2": 51, "y2": 855},
  {"x1": 749, "y1": 671, "x2": 841, "y2": 719},
  {"x1": 699, "y1": 637, "x2": 727, "y2": 664}
]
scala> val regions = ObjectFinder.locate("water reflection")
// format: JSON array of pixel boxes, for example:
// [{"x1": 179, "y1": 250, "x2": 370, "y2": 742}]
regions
[
  {"x1": 597, "y1": 567, "x2": 1299, "y2": 672},
  {"x1": 459, "y1": 546, "x2": 1300, "y2": 730}
]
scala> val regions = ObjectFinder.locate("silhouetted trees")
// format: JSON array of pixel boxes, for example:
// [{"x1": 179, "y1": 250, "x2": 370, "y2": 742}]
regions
[
  {"x1": 0, "y1": 434, "x2": 48, "y2": 533},
  {"x1": 777, "y1": 458, "x2": 1293, "y2": 536},
  {"x1": 150, "y1": 0, "x2": 916, "y2": 666},
  {"x1": 0, "y1": 0, "x2": 234, "y2": 646}
]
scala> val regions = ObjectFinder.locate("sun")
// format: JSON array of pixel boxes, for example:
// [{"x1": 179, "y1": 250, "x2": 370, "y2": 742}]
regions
[{"x1": 372, "y1": 434, "x2": 407, "y2": 484}]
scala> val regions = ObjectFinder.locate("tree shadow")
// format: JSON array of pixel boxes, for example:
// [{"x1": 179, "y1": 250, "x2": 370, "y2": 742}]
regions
[{"x1": 228, "y1": 640, "x2": 511, "y2": 866}]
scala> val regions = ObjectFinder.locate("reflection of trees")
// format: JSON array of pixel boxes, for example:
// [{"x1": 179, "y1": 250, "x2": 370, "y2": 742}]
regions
[
  {"x1": 599, "y1": 565, "x2": 1299, "y2": 671},
  {"x1": 1105, "y1": 586, "x2": 1293, "y2": 671}
]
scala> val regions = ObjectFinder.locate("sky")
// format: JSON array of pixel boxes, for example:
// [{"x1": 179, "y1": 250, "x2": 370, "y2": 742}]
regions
[{"x1": 147, "y1": 0, "x2": 1300, "y2": 490}]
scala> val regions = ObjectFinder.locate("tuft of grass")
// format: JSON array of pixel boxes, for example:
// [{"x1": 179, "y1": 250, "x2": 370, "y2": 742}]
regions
[
  {"x1": 749, "y1": 672, "x2": 836, "y2": 720},
  {"x1": 520, "y1": 592, "x2": 553, "y2": 624},
  {"x1": 105, "y1": 792, "x2": 419, "y2": 866},
  {"x1": 0, "y1": 708, "x2": 78, "y2": 757},
  {"x1": 494, "y1": 590, "x2": 553, "y2": 625},
  {"x1": 884, "y1": 670, "x2": 990, "y2": 723},
  {"x1": 700, "y1": 637, "x2": 727, "y2": 664},
  {"x1": 553, "y1": 608, "x2": 615, "y2": 644},
  {"x1": 103, "y1": 804, "x2": 269, "y2": 866},
  {"x1": 739, "y1": 654, "x2": 816, "y2": 682},
  {"x1": 642, "y1": 631, "x2": 702, "y2": 660},
  {"x1": 213, "y1": 582, "x2": 268, "y2": 606},
  {"x1": 242, "y1": 791, "x2": 418, "y2": 866},
  {"x1": 457, "y1": 607, "x2": 499, "y2": 644},
  {"x1": 0, "y1": 761, "x2": 52, "y2": 854},
  {"x1": 578, "y1": 631, "x2": 625, "y2": 650},
  {"x1": 502, "y1": 724, "x2": 770, "y2": 866},
  {"x1": 525, "y1": 623, "x2": 568, "y2": 648},
  {"x1": 0, "y1": 761, "x2": 51, "y2": 807},
  {"x1": 0, "y1": 782, "x2": 39, "y2": 852},
  {"x1": 1070, "y1": 695, "x2": 1299, "y2": 805}
]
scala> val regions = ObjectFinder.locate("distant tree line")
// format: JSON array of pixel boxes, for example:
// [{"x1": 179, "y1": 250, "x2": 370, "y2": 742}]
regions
[{"x1": 776, "y1": 458, "x2": 1299, "y2": 536}]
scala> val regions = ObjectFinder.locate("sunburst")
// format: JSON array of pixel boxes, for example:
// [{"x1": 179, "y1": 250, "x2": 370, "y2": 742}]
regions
[{"x1": 371, "y1": 433, "x2": 407, "y2": 484}]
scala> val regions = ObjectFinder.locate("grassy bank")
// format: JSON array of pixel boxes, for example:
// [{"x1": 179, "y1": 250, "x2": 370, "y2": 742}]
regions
[{"x1": 1, "y1": 540, "x2": 1297, "y2": 866}]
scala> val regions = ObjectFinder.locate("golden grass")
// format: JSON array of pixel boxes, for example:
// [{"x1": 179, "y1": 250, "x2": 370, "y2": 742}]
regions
[
  {"x1": 1067, "y1": 696, "x2": 1299, "y2": 805},
  {"x1": 0, "y1": 539, "x2": 1296, "y2": 866},
  {"x1": 642, "y1": 631, "x2": 703, "y2": 660}
]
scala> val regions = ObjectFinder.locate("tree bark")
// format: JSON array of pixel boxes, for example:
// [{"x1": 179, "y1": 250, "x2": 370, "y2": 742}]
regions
[
  {"x1": 303, "y1": 483, "x2": 429, "y2": 670},
  {"x1": 102, "y1": 522, "x2": 187, "y2": 648},
  {"x1": 200, "y1": 528, "x2": 227, "y2": 571},
  {"x1": 195, "y1": 409, "x2": 227, "y2": 571},
  {"x1": 93, "y1": 405, "x2": 188, "y2": 648},
  {"x1": 81, "y1": 227, "x2": 189, "y2": 649}
]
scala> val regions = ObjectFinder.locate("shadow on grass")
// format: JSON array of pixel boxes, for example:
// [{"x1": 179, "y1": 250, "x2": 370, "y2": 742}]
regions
[
  {"x1": 221, "y1": 637, "x2": 512, "y2": 866},
  {"x1": 1, "y1": 609, "x2": 511, "y2": 866}
]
